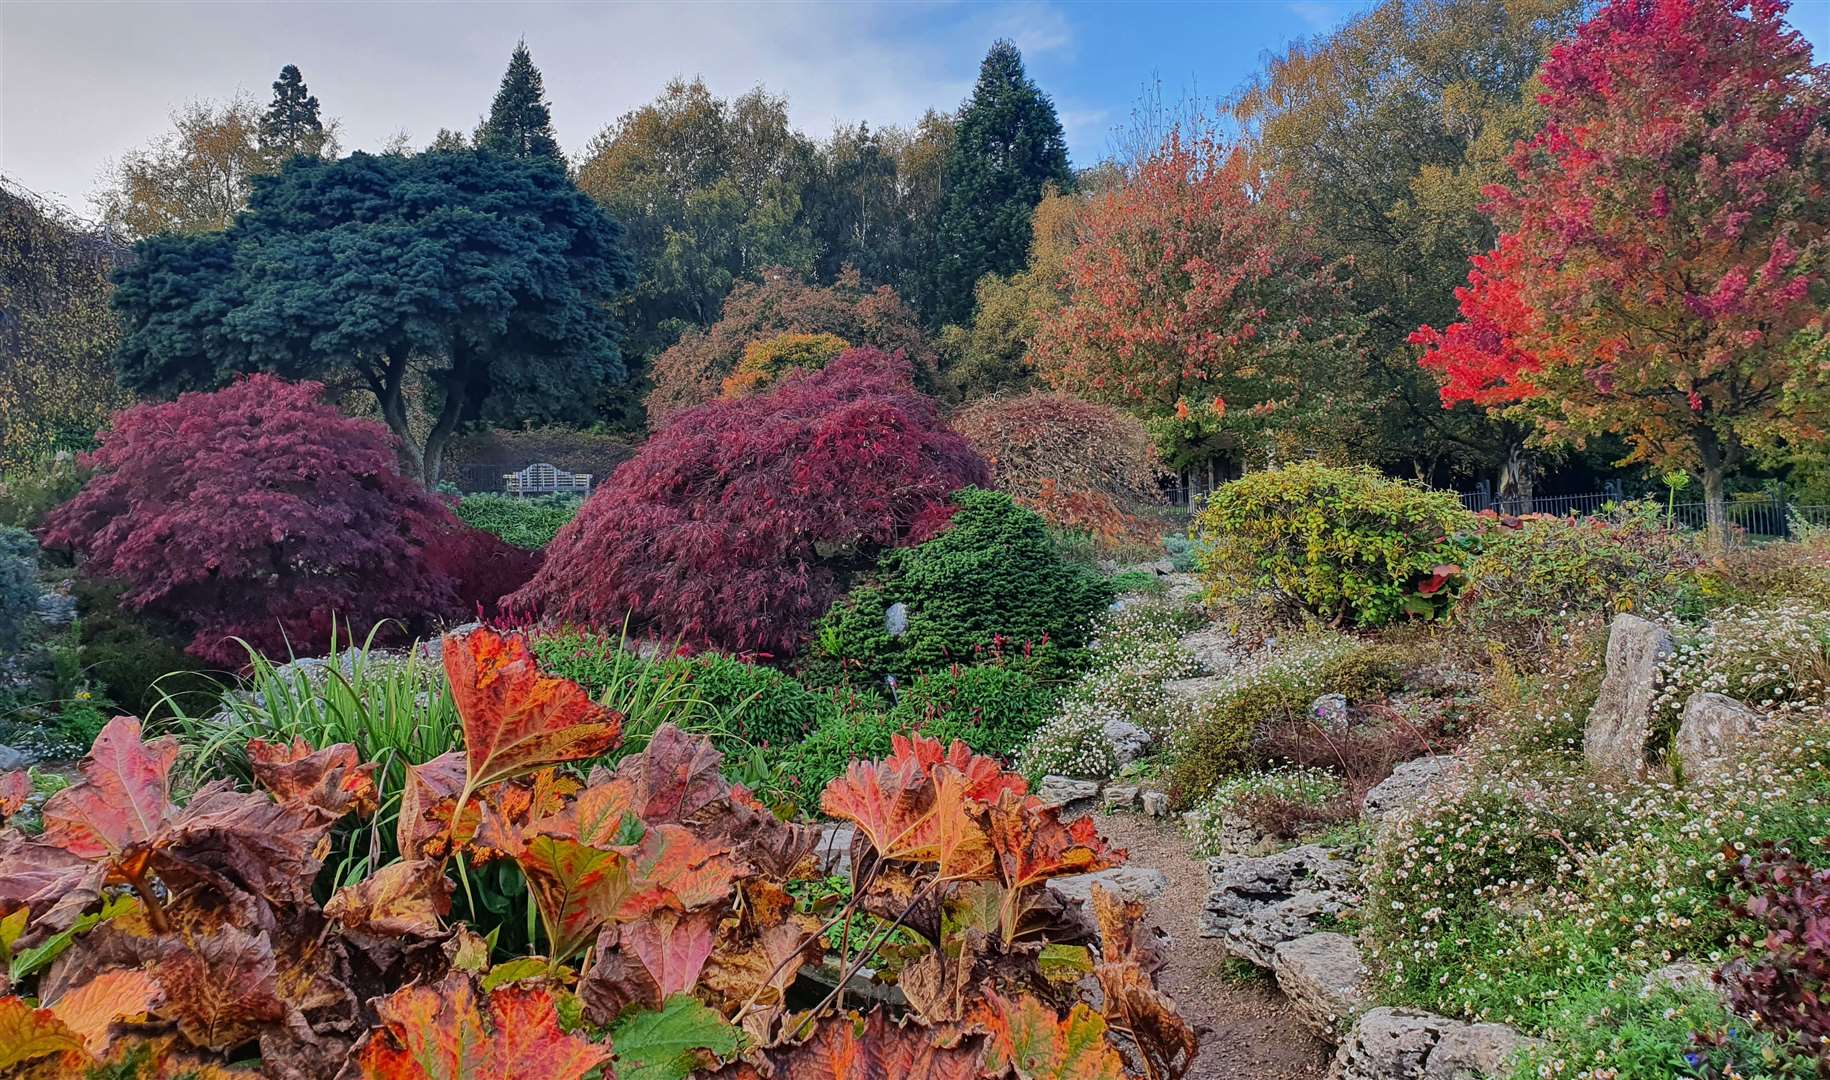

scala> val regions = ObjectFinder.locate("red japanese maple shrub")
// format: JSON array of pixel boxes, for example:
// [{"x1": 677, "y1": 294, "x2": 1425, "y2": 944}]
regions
[
  {"x1": 510, "y1": 349, "x2": 990, "y2": 657},
  {"x1": 41, "y1": 375, "x2": 471, "y2": 665},
  {"x1": 420, "y1": 516, "x2": 543, "y2": 621}
]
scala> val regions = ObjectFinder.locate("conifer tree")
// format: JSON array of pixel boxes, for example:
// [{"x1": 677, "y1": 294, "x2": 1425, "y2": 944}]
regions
[
  {"x1": 931, "y1": 41, "x2": 1072, "y2": 325},
  {"x1": 477, "y1": 41, "x2": 563, "y2": 162},
  {"x1": 257, "y1": 64, "x2": 328, "y2": 159}
]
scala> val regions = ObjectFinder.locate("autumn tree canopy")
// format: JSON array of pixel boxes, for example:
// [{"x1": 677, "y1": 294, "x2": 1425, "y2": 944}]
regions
[
  {"x1": 1032, "y1": 125, "x2": 1365, "y2": 471},
  {"x1": 1412, "y1": 0, "x2": 1830, "y2": 545}
]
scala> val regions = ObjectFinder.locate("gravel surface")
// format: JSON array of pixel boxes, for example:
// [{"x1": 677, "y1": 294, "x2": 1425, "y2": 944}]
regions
[{"x1": 1093, "y1": 811, "x2": 1331, "y2": 1080}]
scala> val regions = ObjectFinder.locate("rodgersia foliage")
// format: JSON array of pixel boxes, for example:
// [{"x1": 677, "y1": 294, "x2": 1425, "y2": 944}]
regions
[
  {"x1": 513, "y1": 349, "x2": 989, "y2": 657},
  {"x1": 41, "y1": 375, "x2": 480, "y2": 665},
  {"x1": 0, "y1": 626, "x2": 1198, "y2": 1078}
]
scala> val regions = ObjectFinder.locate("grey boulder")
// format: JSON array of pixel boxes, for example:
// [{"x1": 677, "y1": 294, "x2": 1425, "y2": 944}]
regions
[
  {"x1": 1203, "y1": 844, "x2": 1357, "y2": 967},
  {"x1": 1273, "y1": 932, "x2": 1369, "y2": 1039},
  {"x1": 1362, "y1": 756, "x2": 1452, "y2": 833},
  {"x1": 1328, "y1": 1008, "x2": 1538, "y2": 1080},
  {"x1": 1674, "y1": 692, "x2": 1764, "y2": 780},
  {"x1": 1050, "y1": 865, "x2": 1169, "y2": 907},
  {"x1": 1035, "y1": 775, "x2": 1100, "y2": 808},
  {"x1": 1583, "y1": 614, "x2": 1676, "y2": 773}
]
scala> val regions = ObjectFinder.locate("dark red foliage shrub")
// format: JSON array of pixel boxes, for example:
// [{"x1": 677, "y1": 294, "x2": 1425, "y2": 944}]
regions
[
  {"x1": 1721, "y1": 842, "x2": 1830, "y2": 1066},
  {"x1": 511, "y1": 348, "x2": 990, "y2": 657},
  {"x1": 42, "y1": 375, "x2": 469, "y2": 665},
  {"x1": 422, "y1": 515, "x2": 543, "y2": 620}
]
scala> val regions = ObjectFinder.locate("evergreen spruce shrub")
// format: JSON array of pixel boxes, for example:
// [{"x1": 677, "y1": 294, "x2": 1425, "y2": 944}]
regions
[
  {"x1": 887, "y1": 664, "x2": 1056, "y2": 759},
  {"x1": 0, "y1": 527, "x2": 40, "y2": 653},
  {"x1": 1196, "y1": 463, "x2": 1477, "y2": 627},
  {"x1": 814, "y1": 488, "x2": 1114, "y2": 681},
  {"x1": 773, "y1": 688, "x2": 898, "y2": 804}
]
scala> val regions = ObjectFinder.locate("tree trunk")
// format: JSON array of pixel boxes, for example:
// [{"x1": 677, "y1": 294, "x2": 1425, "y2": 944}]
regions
[
  {"x1": 1697, "y1": 430, "x2": 1730, "y2": 551},
  {"x1": 369, "y1": 350, "x2": 424, "y2": 483}
]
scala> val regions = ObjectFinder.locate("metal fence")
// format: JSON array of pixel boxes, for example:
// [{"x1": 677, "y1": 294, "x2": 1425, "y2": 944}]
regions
[{"x1": 1458, "y1": 484, "x2": 1830, "y2": 541}]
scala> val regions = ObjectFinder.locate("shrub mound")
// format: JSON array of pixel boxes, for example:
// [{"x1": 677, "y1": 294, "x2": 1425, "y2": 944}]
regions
[
  {"x1": 512, "y1": 349, "x2": 989, "y2": 657},
  {"x1": 455, "y1": 493, "x2": 581, "y2": 550},
  {"x1": 814, "y1": 487, "x2": 1114, "y2": 681},
  {"x1": 887, "y1": 663, "x2": 1057, "y2": 760},
  {"x1": 951, "y1": 391, "x2": 1164, "y2": 544},
  {"x1": 0, "y1": 527, "x2": 38, "y2": 653},
  {"x1": 1197, "y1": 462, "x2": 1476, "y2": 627},
  {"x1": 41, "y1": 375, "x2": 484, "y2": 665},
  {"x1": 646, "y1": 268, "x2": 937, "y2": 425}
]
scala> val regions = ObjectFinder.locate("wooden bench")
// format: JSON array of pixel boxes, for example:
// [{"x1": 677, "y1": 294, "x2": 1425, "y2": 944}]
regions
[{"x1": 502, "y1": 462, "x2": 592, "y2": 497}]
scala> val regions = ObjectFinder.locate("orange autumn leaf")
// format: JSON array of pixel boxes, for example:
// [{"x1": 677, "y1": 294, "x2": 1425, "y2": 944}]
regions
[
  {"x1": 889, "y1": 732, "x2": 1028, "y2": 806},
  {"x1": 324, "y1": 859, "x2": 453, "y2": 938},
  {"x1": 986, "y1": 792, "x2": 1124, "y2": 892},
  {"x1": 621, "y1": 907, "x2": 720, "y2": 998},
  {"x1": 819, "y1": 755, "x2": 934, "y2": 863},
  {"x1": 246, "y1": 737, "x2": 379, "y2": 820},
  {"x1": 616, "y1": 823, "x2": 741, "y2": 917},
  {"x1": 760, "y1": 1008, "x2": 984, "y2": 1079},
  {"x1": 515, "y1": 836, "x2": 630, "y2": 963},
  {"x1": 41, "y1": 715, "x2": 178, "y2": 862},
  {"x1": 355, "y1": 972, "x2": 610, "y2": 1080},
  {"x1": 0, "y1": 996, "x2": 87, "y2": 1075},
  {"x1": 397, "y1": 751, "x2": 468, "y2": 860},
  {"x1": 148, "y1": 926, "x2": 286, "y2": 1052},
  {"x1": 896, "y1": 767, "x2": 994, "y2": 882},
  {"x1": 976, "y1": 993, "x2": 1125, "y2": 1080},
  {"x1": 444, "y1": 628, "x2": 624, "y2": 793},
  {"x1": 43, "y1": 968, "x2": 162, "y2": 1056},
  {"x1": 0, "y1": 770, "x2": 31, "y2": 820}
]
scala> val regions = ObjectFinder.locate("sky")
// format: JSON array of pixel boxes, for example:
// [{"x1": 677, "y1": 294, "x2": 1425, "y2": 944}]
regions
[{"x1": 3, "y1": 0, "x2": 1828, "y2": 219}]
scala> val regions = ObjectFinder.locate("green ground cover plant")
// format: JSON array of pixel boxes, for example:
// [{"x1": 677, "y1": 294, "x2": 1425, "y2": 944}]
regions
[{"x1": 454, "y1": 492, "x2": 582, "y2": 549}]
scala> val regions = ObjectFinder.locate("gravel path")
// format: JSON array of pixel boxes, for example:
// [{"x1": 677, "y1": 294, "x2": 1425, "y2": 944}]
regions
[{"x1": 1093, "y1": 812, "x2": 1330, "y2": 1080}]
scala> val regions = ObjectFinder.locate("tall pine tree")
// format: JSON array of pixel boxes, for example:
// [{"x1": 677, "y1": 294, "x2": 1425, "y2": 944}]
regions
[
  {"x1": 258, "y1": 64, "x2": 328, "y2": 159},
  {"x1": 477, "y1": 41, "x2": 563, "y2": 163},
  {"x1": 931, "y1": 41, "x2": 1072, "y2": 325}
]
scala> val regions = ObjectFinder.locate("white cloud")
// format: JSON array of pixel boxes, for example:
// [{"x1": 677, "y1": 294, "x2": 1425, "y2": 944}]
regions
[{"x1": 0, "y1": 0, "x2": 1087, "y2": 211}]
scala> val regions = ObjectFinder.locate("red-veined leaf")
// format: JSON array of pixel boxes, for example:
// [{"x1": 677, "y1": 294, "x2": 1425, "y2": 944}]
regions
[
  {"x1": 760, "y1": 1008, "x2": 984, "y2": 1079},
  {"x1": 149, "y1": 926, "x2": 286, "y2": 1052},
  {"x1": 890, "y1": 732, "x2": 1029, "y2": 805},
  {"x1": 622, "y1": 907, "x2": 720, "y2": 998},
  {"x1": 247, "y1": 737, "x2": 379, "y2": 819},
  {"x1": 986, "y1": 791, "x2": 1124, "y2": 891},
  {"x1": 355, "y1": 972, "x2": 611, "y2": 1080},
  {"x1": 445, "y1": 628, "x2": 623, "y2": 792},
  {"x1": 977, "y1": 993, "x2": 1125, "y2": 1080},
  {"x1": 41, "y1": 715, "x2": 177, "y2": 862},
  {"x1": 516, "y1": 836, "x2": 631, "y2": 963},
  {"x1": 614, "y1": 724, "x2": 726, "y2": 825},
  {"x1": 323, "y1": 859, "x2": 452, "y2": 938}
]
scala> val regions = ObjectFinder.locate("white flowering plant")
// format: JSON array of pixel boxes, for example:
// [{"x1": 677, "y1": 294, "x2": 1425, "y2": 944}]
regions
[{"x1": 1650, "y1": 600, "x2": 1830, "y2": 746}]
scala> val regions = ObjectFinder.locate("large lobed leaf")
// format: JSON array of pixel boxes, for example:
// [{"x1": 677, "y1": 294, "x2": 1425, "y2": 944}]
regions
[
  {"x1": 355, "y1": 972, "x2": 611, "y2": 1080},
  {"x1": 444, "y1": 627, "x2": 624, "y2": 793}
]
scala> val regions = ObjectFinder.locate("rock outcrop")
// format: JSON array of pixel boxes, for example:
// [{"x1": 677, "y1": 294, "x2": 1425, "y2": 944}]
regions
[
  {"x1": 1362, "y1": 756, "x2": 1452, "y2": 834},
  {"x1": 1328, "y1": 1008, "x2": 1537, "y2": 1080},
  {"x1": 1583, "y1": 614, "x2": 1675, "y2": 773},
  {"x1": 1674, "y1": 692, "x2": 1764, "y2": 780},
  {"x1": 1049, "y1": 865, "x2": 1169, "y2": 906},
  {"x1": 1273, "y1": 932, "x2": 1369, "y2": 1039},
  {"x1": 1203, "y1": 844, "x2": 1357, "y2": 967}
]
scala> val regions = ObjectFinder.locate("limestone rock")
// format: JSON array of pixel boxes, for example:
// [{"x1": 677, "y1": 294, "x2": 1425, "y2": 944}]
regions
[
  {"x1": 1675, "y1": 692, "x2": 1764, "y2": 780},
  {"x1": 1328, "y1": 1008, "x2": 1537, "y2": 1080},
  {"x1": 1035, "y1": 776, "x2": 1100, "y2": 808},
  {"x1": 814, "y1": 824, "x2": 857, "y2": 878},
  {"x1": 884, "y1": 602, "x2": 909, "y2": 637},
  {"x1": 1328, "y1": 1008, "x2": 1453, "y2": 1079},
  {"x1": 1583, "y1": 614, "x2": 1676, "y2": 773},
  {"x1": 1049, "y1": 865, "x2": 1168, "y2": 907},
  {"x1": 1273, "y1": 932, "x2": 1368, "y2": 1039},
  {"x1": 1177, "y1": 622, "x2": 1240, "y2": 676},
  {"x1": 1642, "y1": 961, "x2": 1714, "y2": 995},
  {"x1": 1102, "y1": 719, "x2": 1154, "y2": 766},
  {"x1": 1204, "y1": 844, "x2": 1357, "y2": 967},
  {"x1": 1162, "y1": 674, "x2": 1234, "y2": 704},
  {"x1": 1362, "y1": 757, "x2": 1452, "y2": 833},
  {"x1": 0, "y1": 745, "x2": 28, "y2": 771},
  {"x1": 1103, "y1": 785, "x2": 1140, "y2": 811},
  {"x1": 1425, "y1": 1023, "x2": 1539, "y2": 1079},
  {"x1": 1141, "y1": 790, "x2": 1170, "y2": 817}
]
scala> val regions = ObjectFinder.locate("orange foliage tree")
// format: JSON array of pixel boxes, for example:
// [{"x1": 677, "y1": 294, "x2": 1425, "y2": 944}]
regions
[{"x1": 1031, "y1": 124, "x2": 1364, "y2": 472}]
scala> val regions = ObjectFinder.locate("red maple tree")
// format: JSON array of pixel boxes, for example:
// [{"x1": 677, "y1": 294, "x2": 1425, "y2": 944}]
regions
[
  {"x1": 510, "y1": 349, "x2": 988, "y2": 657},
  {"x1": 41, "y1": 375, "x2": 499, "y2": 664},
  {"x1": 1413, "y1": 0, "x2": 1830, "y2": 545}
]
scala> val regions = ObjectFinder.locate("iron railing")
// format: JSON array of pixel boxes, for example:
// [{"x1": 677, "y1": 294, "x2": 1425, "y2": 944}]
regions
[{"x1": 1457, "y1": 485, "x2": 1830, "y2": 541}]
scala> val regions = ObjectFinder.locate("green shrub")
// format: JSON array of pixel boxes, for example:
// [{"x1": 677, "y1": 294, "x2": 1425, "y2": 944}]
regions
[
  {"x1": 888, "y1": 664, "x2": 1055, "y2": 759},
  {"x1": 1457, "y1": 512, "x2": 1700, "y2": 640},
  {"x1": 774, "y1": 689, "x2": 899, "y2": 802},
  {"x1": 1184, "y1": 767, "x2": 1344, "y2": 856},
  {"x1": 1160, "y1": 633, "x2": 1369, "y2": 805},
  {"x1": 1196, "y1": 463, "x2": 1476, "y2": 627},
  {"x1": 1317, "y1": 641, "x2": 1410, "y2": 701},
  {"x1": 1510, "y1": 985, "x2": 1805, "y2": 1080},
  {"x1": 1107, "y1": 569, "x2": 1166, "y2": 596},
  {"x1": 1163, "y1": 534, "x2": 1204, "y2": 573},
  {"x1": 454, "y1": 493, "x2": 582, "y2": 549},
  {"x1": 0, "y1": 453, "x2": 86, "y2": 531},
  {"x1": 815, "y1": 488, "x2": 1114, "y2": 681},
  {"x1": 71, "y1": 578, "x2": 213, "y2": 717},
  {"x1": 670, "y1": 653, "x2": 822, "y2": 751},
  {"x1": 0, "y1": 527, "x2": 39, "y2": 653}
]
